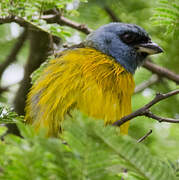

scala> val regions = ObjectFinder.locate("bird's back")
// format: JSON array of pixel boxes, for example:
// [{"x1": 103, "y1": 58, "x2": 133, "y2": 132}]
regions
[{"x1": 25, "y1": 48, "x2": 135, "y2": 136}]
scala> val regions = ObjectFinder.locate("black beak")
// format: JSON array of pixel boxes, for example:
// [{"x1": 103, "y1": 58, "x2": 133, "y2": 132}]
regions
[{"x1": 135, "y1": 42, "x2": 163, "y2": 55}]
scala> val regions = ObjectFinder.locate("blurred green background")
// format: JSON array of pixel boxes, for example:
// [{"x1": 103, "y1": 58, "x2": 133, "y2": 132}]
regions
[{"x1": 0, "y1": 0, "x2": 178, "y2": 179}]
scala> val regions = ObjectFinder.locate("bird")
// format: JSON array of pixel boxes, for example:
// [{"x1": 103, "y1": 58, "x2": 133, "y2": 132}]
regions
[{"x1": 25, "y1": 23, "x2": 163, "y2": 137}]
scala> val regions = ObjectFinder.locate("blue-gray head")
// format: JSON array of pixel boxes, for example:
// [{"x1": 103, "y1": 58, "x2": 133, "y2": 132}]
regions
[{"x1": 84, "y1": 23, "x2": 163, "y2": 74}]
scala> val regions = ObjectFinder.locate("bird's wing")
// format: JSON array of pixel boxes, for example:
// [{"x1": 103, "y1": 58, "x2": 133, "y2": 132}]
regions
[{"x1": 25, "y1": 48, "x2": 135, "y2": 136}]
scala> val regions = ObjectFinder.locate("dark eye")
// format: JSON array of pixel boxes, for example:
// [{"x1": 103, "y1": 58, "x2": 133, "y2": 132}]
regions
[{"x1": 121, "y1": 33, "x2": 136, "y2": 44}]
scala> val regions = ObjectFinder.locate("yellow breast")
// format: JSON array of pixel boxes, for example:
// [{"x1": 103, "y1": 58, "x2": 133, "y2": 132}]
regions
[{"x1": 25, "y1": 48, "x2": 135, "y2": 136}]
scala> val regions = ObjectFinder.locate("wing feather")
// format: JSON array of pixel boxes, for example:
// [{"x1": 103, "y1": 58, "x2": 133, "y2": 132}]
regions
[{"x1": 25, "y1": 48, "x2": 135, "y2": 136}]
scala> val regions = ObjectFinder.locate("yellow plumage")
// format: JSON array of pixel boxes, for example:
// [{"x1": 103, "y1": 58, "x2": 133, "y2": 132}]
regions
[{"x1": 25, "y1": 48, "x2": 135, "y2": 136}]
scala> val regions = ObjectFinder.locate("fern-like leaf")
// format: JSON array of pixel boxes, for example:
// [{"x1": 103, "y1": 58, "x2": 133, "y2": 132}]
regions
[
  {"x1": 64, "y1": 112, "x2": 177, "y2": 180},
  {"x1": 152, "y1": 0, "x2": 179, "y2": 34}
]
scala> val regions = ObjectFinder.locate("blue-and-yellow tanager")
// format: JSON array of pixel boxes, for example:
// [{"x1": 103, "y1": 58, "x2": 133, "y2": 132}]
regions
[{"x1": 25, "y1": 23, "x2": 163, "y2": 136}]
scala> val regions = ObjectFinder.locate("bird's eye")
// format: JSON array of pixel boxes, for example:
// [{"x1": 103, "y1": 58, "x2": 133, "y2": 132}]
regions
[{"x1": 121, "y1": 33, "x2": 136, "y2": 44}]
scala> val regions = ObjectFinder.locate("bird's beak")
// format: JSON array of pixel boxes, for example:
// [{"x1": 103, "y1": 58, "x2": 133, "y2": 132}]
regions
[{"x1": 135, "y1": 42, "x2": 163, "y2": 55}]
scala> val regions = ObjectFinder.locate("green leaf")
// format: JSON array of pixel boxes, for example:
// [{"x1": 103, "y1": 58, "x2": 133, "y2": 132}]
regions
[
  {"x1": 0, "y1": 104, "x2": 24, "y2": 124},
  {"x1": 152, "y1": 0, "x2": 179, "y2": 34},
  {"x1": 63, "y1": 112, "x2": 176, "y2": 180},
  {"x1": 0, "y1": 112, "x2": 177, "y2": 180}
]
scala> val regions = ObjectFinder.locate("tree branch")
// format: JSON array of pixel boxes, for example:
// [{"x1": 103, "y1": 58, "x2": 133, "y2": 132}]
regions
[
  {"x1": 143, "y1": 110, "x2": 179, "y2": 123},
  {"x1": 103, "y1": 6, "x2": 121, "y2": 22},
  {"x1": 42, "y1": 14, "x2": 92, "y2": 34},
  {"x1": 113, "y1": 89, "x2": 179, "y2": 126},
  {"x1": 0, "y1": 80, "x2": 22, "y2": 94},
  {"x1": 134, "y1": 75, "x2": 159, "y2": 93},
  {"x1": 0, "y1": 86, "x2": 9, "y2": 93},
  {"x1": 60, "y1": 16, "x2": 92, "y2": 34},
  {"x1": 0, "y1": 15, "x2": 56, "y2": 35},
  {"x1": 0, "y1": 28, "x2": 28, "y2": 78},
  {"x1": 13, "y1": 30, "x2": 52, "y2": 115},
  {"x1": 143, "y1": 60, "x2": 179, "y2": 84},
  {"x1": 137, "y1": 129, "x2": 153, "y2": 143},
  {"x1": 0, "y1": 14, "x2": 92, "y2": 34},
  {"x1": 0, "y1": 16, "x2": 29, "y2": 27}
]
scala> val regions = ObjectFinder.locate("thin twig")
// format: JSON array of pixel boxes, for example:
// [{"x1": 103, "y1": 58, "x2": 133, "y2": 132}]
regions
[
  {"x1": 0, "y1": 14, "x2": 92, "y2": 34},
  {"x1": 137, "y1": 129, "x2": 153, "y2": 143},
  {"x1": 0, "y1": 28, "x2": 28, "y2": 77},
  {"x1": 0, "y1": 16, "x2": 56, "y2": 34},
  {"x1": 104, "y1": 6, "x2": 121, "y2": 22},
  {"x1": 143, "y1": 89, "x2": 179, "y2": 109},
  {"x1": 113, "y1": 89, "x2": 179, "y2": 126},
  {"x1": 143, "y1": 60, "x2": 179, "y2": 84},
  {"x1": 41, "y1": 14, "x2": 92, "y2": 34},
  {"x1": 0, "y1": 16, "x2": 28, "y2": 27},
  {"x1": 0, "y1": 81, "x2": 22, "y2": 94},
  {"x1": 0, "y1": 86, "x2": 9, "y2": 93},
  {"x1": 59, "y1": 16, "x2": 92, "y2": 34},
  {"x1": 144, "y1": 110, "x2": 179, "y2": 123},
  {"x1": 134, "y1": 75, "x2": 159, "y2": 93}
]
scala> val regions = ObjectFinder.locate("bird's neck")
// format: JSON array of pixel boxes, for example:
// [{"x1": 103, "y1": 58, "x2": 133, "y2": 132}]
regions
[{"x1": 114, "y1": 56, "x2": 138, "y2": 74}]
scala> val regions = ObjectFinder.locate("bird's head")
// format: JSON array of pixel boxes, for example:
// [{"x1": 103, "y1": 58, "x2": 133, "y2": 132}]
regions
[{"x1": 84, "y1": 23, "x2": 163, "y2": 74}]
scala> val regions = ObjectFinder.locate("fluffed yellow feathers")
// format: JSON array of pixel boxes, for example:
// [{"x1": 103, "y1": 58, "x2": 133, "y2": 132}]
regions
[{"x1": 25, "y1": 48, "x2": 135, "y2": 136}]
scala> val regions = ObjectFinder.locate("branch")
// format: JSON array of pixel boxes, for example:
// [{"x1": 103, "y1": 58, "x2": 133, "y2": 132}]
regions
[
  {"x1": 0, "y1": 28, "x2": 28, "y2": 78},
  {"x1": 143, "y1": 60, "x2": 179, "y2": 84},
  {"x1": 0, "y1": 81, "x2": 21, "y2": 94},
  {"x1": 60, "y1": 16, "x2": 92, "y2": 34},
  {"x1": 13, "y1": 29, "x2": 52, "y2": 115},
  {"x1": 0, "y1": 16, "x2": 16, "y2": 24},
  {"x1": 143, "y1": 110, "x2": 179, "y2": 123},
  {"x1": 0, "y1": 86, "x2": 9, "y2": 93},
  {"x1": 103, "y1": 6, "x2": 121, "y2": 22},
  {"x1": 0, "y1": 16, "x2": 29, "y2": 27},
  {"x1": 134, "y1": 75, "x2": 159, "y2": 93},
  {"x1": 42, "y1": 14, "x2": 92, "y2": 34},
  {"x1": 113, "y1": 89, "x2": 179, "y2": 126},
  {"x1": 137, "y1": 129, "x2": 153, "y2": 143},
  {"x1": 0, "y1": 15, "x2": 56, "y2": 36},
  {"x1": 0, "y1": 14, "x2": 92, "y2": 35}
]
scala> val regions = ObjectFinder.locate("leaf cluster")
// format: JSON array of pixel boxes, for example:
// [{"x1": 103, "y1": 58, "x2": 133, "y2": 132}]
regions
[
  {"x1": 0, "y1": 104, "x2": 23, "y2": 124},
  {"x1": 0, "y1": 0, "x2": 76, "y2": 39},
  {"x1": 152, "y1": 0, "x2": 179, "y2": 35},
  {"x1": 0, "y1": 110, "x2": 178, "y2": 180}
]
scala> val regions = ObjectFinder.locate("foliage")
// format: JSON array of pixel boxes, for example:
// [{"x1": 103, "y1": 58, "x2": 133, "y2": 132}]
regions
[
  {"x1": 0, "y1": 0, "x2": 79, "y2": 39},
  {"x1": 30, "y1": 59, "x2": 50, "y2": 84},
  {"x1": 152, "y1": 0, "x2": 179, "y2": 35},
  {"x1": 0, "y1": 0, "x2": 179, "y2": 179},
  {"x1": 0, "y1": 110, "x2": 178, "y2": 180},
  {"x1": 0, "y1": 104, "x2": 24, "y2": 124}
]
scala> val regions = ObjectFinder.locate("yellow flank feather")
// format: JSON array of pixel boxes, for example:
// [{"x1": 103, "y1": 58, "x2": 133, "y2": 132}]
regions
[{"x1": 25, "y1": 48, "x2": 135, "y2": 136}]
